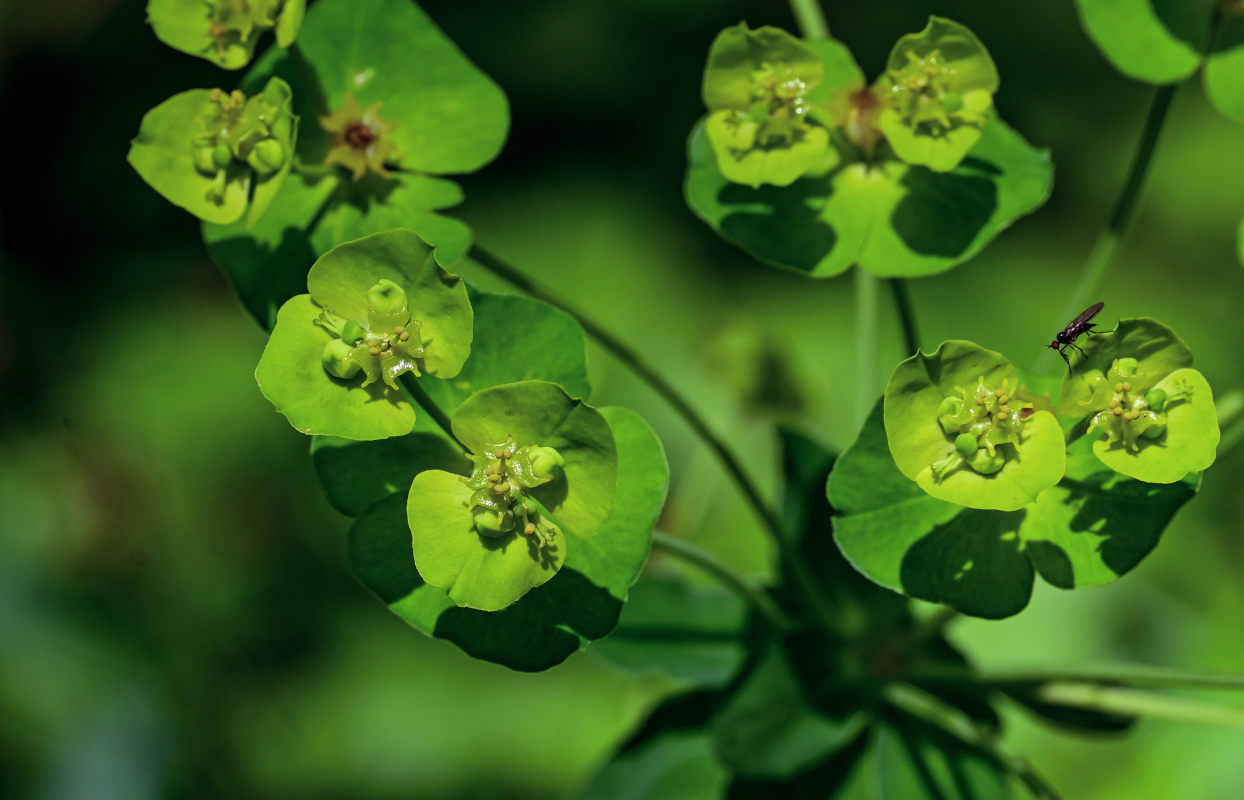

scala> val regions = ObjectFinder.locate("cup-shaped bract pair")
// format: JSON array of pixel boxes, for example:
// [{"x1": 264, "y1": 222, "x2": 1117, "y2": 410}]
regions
[
  {"x1": 128, "y1": 78, "x2": 297, "y2": 225},
  {"x1": 1060, "y1": 319, "x2": 1219, "y2": 484},
  {"x1": 701, "y1": 24, "x2": 834, "y2": 188},
  {"x1": 885, "y1": 341, "x2": 1066, "y2": 511},
  {"x1": 256, "y1": 229, "x2": 473, "y2": 440},
  {"x1": 874, "y1": 17, "x2": 1000, "y2": 172},
  {"x1": 407, "y1": 381, "x2": 618, "y2": 612},
  {"x1": 147, "y1": 0, "x2": 306, "y2": 69}
]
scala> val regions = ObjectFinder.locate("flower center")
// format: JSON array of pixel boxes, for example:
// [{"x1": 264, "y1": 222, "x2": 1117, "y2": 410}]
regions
[{"x1": 344, "y1": 121, "x2": 377, "y2": 150}]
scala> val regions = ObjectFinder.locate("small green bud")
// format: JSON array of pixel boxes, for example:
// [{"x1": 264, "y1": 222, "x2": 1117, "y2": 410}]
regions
[
  {"x1": 339, "y1": 320, "x2": 367, "y2": 345},
  {"x1": 212, "y1": 142, "x2": 233, "y2": 169},
  {"x1": 247, "y1": 138, "x2": 286, "y2": 175},
  {"x1": 524, "y1": 445, "x2": 565, "y2": 482},
  {"x1": 967, "y1": 448, "x2": 1005, "y2": 475},
  {"x1": 472, "y1": 507, "x2": 514, "y2": 537},
  {"x1": 937, "y1": 396, "x2": 960, "y2": 416},
  {"x1": 367, "y1": 279, "x2": 410, "y2": 330},
  {"x1": 1145, "y1": 389, "x2": 1166, "y2": 411},
  {"x1": 954, "y1": 432, "x2": 977, "y2": 456},
  {"x1": 321, "y1": 339, "x2": 361, "y2": 380},
  {"x1": 193, "y1": 145, "x2": 217, "y2": 173},
  {"x1": 1115, "y1": 357, "x2": 1140, "y2": 377},
  {"x1": 941, "y1": 90, "x2": 963, "y2": 113}
]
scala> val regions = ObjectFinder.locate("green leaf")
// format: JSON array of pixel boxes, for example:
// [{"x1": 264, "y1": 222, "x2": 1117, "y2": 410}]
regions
[
  {"x1": 449, "y1": 382, "x2": 618, "y2": 543},
  {"x1": 310, "y1": 432, "x2": 468, "y2": 517},
  {"x1": 1074, "y1": 0, "x2": 1216, "y2": 84},
  {"x1": 295, "y1": 0, "x2": 508, "y2": 174},
  {"x1": 710, "y1": 646, "x2": 865, "y2": 778},
  {"x1": 419, "y1": 290, "x2": 592, "y2": 414},
  {"x1": 128, "y1": 89, "x2": 251, "y2": 224},
  {"x1": 255, "y1": 294, "x2": 417, "y2": 439},
  {"x1": 203, "y1": 170, "x2": 471, "y2": 330},
  {"x1": 352, "y1": 404, "x2": 663, "y2": 669},
  {"x1": 574, "y1": 731, "x2": 728, "y2": 800},
  {"x1": 685, "y1": 114, "x2": 1052, "y2": 278},
  {"x1": 876, "y1": 17, "x2": 999, "y2": 172},
  {"x1": 830, "y1": 402, "x2": 1034, "y2": 619},
  {"x1": 1019, "y1": 437, "x2": 1197, "y2": 588},
  {"x1": 146, "y1": 0, "x2": 306, "y2": 69},
  {"x1": 874, "y1": 719, "x2": 1015, "y2": 799},
  {"x1": 591, "y1": 576, "x2": 748, "y2": 688},
  {"x1": 408, "y1": 469, "x2": 565, "y2": 611},
  {"x1": 1206, "y1": 14, "x2": 1244, "y2": 122},
  {"x1": 307, "y1": 229, "x2": 473, "y2": 378},
  {"x1": 885, "y1": 341, "x2": 1065, "y2": 511}
]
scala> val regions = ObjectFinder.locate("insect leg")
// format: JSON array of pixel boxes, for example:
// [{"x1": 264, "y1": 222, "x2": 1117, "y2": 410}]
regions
[{"x1": 1068, "y1": 342, "x2": 1088, "y2": 359}]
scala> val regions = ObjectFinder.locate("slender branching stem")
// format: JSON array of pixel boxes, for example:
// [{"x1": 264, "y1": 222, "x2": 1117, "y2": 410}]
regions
[
  {"x1": 652, "y1": 532, "x2": 797, "y2": 633},
  {"x1": 788, "y1": 0, "x2": 830, "y2": 39},
  {"x1": 1041, "y1": 84, "x2": 1177, "y2": 372},
  {"x1": 855, "y1": 268, "x2": 879, "y2": 426},
  {"x1": 889, "y1": 278, "x2": 920, "y2": 356},
  {"x1": 398, "y1": 373, "x2": 464, "y2": 451},
  {"x1": 1036, "y1": 682, "x2": 1244, "y2": 729}
]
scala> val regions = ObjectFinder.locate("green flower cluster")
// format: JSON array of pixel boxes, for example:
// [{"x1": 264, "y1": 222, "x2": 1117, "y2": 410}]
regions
[
  {"x1": 701, "y1": 17, "x2": 998, "y2": 187},
  {"x1": 885, "y1": 319, "x2": 1219, "y2": 512},
  {"x1": 192, "y1": 88, "x2": 291, "y2": 202},
  {"x1": 317, "y1": 279, "x2": 426, "y2": 389},
  {"x1": 147, "y1": 0, "x2": 306, "y2": 69},
  {"x1": 466, "y1": 435, "x2": 565, "y2": 544}
]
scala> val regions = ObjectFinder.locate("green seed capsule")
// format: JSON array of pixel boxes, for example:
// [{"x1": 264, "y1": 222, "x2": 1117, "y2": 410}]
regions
[
  {"x1": 472, "y1": 507, "x2": 514, "y2": 537},
  {"x1": 1145, "y1": 389, "x2": 1166, "y2": 411},
  {"x1": 941, "y1": 90, "x2": 963, "y2": 113},
  {"x1": 967, "y1": 448, "x2": 1005, "y2": 475},
  {"x1": 954, "y1": 432, "x2": 977, "y2": 457},
  {"x1": 193, "y1": 145, "x2": 217, "y2": 173},
  {"x1": 247, "y1": 138, "x2": 286, "y2": 174},
  {"x1": 321, "y1": 339, "x2": 361, "y2": 380},
  {"x1": 211, "y1": 142, "x2": 233, "y2": 169},
  {"x1": 524, "y1": 445, "x2": 565, "y2": 482}
]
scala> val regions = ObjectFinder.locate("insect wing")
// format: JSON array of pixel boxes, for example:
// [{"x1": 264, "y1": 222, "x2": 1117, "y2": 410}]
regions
[{"x1": 1069, "y1": 301, "x2": 1104, "y2": 331}]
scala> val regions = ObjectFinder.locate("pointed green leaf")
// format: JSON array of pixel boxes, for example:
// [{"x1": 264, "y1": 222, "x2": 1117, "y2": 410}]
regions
[
  {"x1": 1205, "y1": 14, "x2": 1244, "y2": 122},
  {"x1": 686, "y1": 114, "x2": 1051, "y2": 277},
  {"x1": 885, "y1": 341, "x2": 1065, "y2": 511},
  {"x1": 874, "y1": 719, "x2": 1015, "y2": 799},
  {"x1": 1074, "y1": 0, "x2": 1215, "y2": 84}
]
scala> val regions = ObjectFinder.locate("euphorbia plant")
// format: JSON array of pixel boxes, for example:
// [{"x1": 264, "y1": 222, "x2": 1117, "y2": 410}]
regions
[{"x1": 121, "y1": 0, "x2": 1244, "y2": 796}]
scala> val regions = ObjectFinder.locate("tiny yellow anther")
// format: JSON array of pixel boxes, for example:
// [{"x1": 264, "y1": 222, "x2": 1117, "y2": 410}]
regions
[{"x1": 493, "y1": 482, "x2": 510, "y2": 494}]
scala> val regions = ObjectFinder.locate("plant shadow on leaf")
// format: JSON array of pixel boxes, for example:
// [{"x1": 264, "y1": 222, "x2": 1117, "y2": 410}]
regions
[
  {"x1": 891, "y1": 160, "x2": 997, "y2": 258},
  {"x1": 716, "y1": 177, "x2": 836, "y2": 274},
  {"x1": 350, "y1": 495, "x2": 622, "y2": 671},
  {"x1": 899, "y1": 509, "x2": 1033, "y2": 619}
]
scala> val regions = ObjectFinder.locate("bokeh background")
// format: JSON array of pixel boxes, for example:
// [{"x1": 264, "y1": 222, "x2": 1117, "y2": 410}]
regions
[{"x1": 3, "y1": 0, "x2": 1244, "y2": 797}]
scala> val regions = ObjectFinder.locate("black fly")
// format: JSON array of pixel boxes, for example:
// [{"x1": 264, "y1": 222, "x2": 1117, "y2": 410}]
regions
[{"x1": 1049, "y1": 301, "x2": 1104, "y2": 373}]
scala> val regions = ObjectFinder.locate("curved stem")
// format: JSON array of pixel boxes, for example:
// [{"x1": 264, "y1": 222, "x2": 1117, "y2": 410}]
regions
[
  {"x1": 1041, "y1": 84, "x2": 1176, "y2": 372},
  {"x1": 889, "y1": 278, "x2": 920, "y2": 356},
  {"x1": 467, "y1": 245, "x2": 841, "y2": 632},
  {"x1": 855, "y1": 268, "x2": 879, "y2": 426},
  {"x1": 788, "y1": 0, "x2": 830, "y2": 39},
  {"x1": 652, "y1": 532, "x2": 797, "y2": 632},
  {"x1": 1036, "y1": 682, "x2": 1244, "y2": 729},
  {"x1": 398, "y1": 374, "x2": 464, "y2": 451}
]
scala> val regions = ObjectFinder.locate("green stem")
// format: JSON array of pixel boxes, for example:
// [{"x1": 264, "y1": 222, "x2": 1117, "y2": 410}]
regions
[
  {"x1": 884, "y1": 684, "x2": 1062, "y2": 800},
  {"x1": 652, "y1": 532, "x2": 797, "y2": 633},
  {"x1": 855, "y1": 268, "x2": 879, "y2": 426},
  {"x1": 398, "y1": 373, "x2": 464, "y2": 451},
  {"x1": 467, "y1": 245, "x2": 841, "y2": 632},
  {"x1": 913, "y1": 664, "x2": 1244, "y2": 692},
  {"x1": 888, "y1": 277, "x2": 920, "y2": 356},
  {"x1": 1042, "y1": 84, "x2": 1177, "y2": 372},
  {"x1": 788, "y1": 0, "x2": 830, "y2": 39},
  {"x1": 1036, "y1": 682, "x2": 1244, "y2": 729}
]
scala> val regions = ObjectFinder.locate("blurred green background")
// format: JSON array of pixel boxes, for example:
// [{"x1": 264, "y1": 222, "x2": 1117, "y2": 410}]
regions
[{"x1": 3, "y1": 0, "x2": 1244, "y2": 797}]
